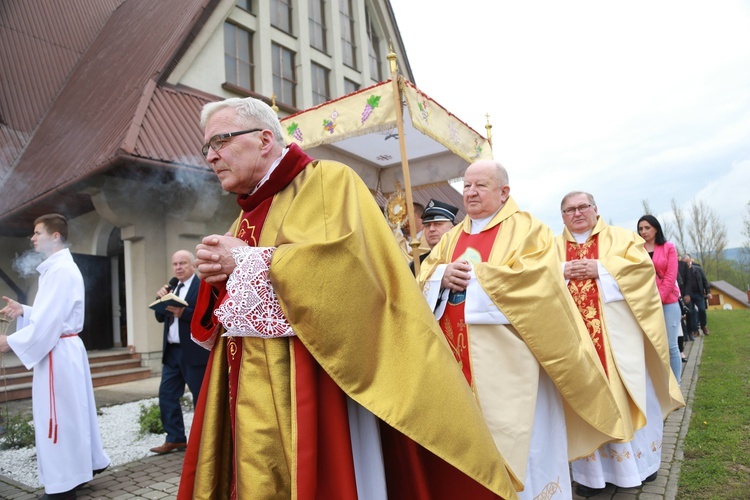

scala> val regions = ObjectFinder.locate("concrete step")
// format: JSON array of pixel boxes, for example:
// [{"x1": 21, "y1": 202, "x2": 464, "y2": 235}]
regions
[{"x1": 0, "y1": 349, "x2": 151, "y2": 402}]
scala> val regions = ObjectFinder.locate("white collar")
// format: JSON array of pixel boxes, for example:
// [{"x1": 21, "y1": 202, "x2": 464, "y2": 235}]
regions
[
  {"x1": 250, "y1": 147, "x2": 289, "y2": 195},
  {"x1": 571, "y1": 229, "x2": 592, "y2": 244},
  {"x1": 178, "y1": 273, "x2": 196, "y2": 290},
  {"x1": 469, "y1": 207, "x2": 502, "y2": 234}
]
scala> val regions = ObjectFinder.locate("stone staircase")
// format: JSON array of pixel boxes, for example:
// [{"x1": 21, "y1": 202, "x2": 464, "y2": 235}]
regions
[{"x1": 0, "y1": 348, "x2": 152, "y2": 402}]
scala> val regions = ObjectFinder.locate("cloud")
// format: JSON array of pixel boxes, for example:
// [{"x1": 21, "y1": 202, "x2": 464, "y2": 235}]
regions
[{"x1": 392, "y1": 0, "x2": 750, "y2": 247}]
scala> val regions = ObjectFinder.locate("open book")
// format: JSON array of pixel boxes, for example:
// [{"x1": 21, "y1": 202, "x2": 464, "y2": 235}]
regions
[{"x1": 148, "y1": 293, "x2": 188, "y2": 314}]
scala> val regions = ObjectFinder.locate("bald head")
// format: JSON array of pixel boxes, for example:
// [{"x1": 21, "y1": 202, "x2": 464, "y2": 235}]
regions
[
  {"x1": 172, "y1": 250, "x2": 195, "y2": 282},
  {"x1": 462, "y1": 160, "x2": 510, "y2": 219}
]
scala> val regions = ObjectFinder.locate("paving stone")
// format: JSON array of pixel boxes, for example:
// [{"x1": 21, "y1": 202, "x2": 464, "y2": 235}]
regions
[
  {"x1": 141, "y1": 490, "x2": 171, "y2": 499},
  {"x1": 641, "y1": 484, "x2": 666, "y2": 494}
]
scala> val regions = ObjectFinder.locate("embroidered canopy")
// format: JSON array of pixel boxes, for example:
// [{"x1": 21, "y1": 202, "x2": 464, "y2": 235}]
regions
[{"x1": 279, "y1": 77, "x2": 492, "y2": 194}]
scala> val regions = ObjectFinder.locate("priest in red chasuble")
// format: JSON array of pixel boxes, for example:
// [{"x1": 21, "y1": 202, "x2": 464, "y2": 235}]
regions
[
  {"x1": 177, "y1": 97, "x2": 518, "y2": 499},
  {"x1": 417, "y1": 160, "x2": 627, "y2": 500},
  {"x1": 555, "y1": 191, "x2": 684, "y2": 498}
]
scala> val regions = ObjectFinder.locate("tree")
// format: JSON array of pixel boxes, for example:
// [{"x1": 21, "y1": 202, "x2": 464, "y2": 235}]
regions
[
  {"x1": 708, "y1": 213, "x2": 728, "y2": 279},
  {"x1": 688, "y1": 199, "x2": 728, "y2": 279},
  {"x1": 688, "y1": 200, "x2": 711, "y2": 266},
  {"x1": 743, "y1": 201, "x2": 750, "y2": 254},
  {"x1": 670, "y1": 198, "x2": 688, "y2": 256},
  {"x1": 641, "y1": 199, "x2": 652, "y2": 216},
  {"x1": 739, "y1": 201, "x2": 750, "y2": 290}
]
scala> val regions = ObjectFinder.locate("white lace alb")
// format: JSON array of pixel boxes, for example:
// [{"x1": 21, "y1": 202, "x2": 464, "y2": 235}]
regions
[{"x1": 214, "y1": 246, "x2": 295, "y2": 338}]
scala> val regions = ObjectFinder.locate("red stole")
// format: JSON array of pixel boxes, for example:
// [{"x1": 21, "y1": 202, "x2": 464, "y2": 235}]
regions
[
  {"x1": 439, "y1": 225, "x2": 500, "y2": 385},
  {"x1": 565, "y1": 235, "x2": 608, "y2": 376}
]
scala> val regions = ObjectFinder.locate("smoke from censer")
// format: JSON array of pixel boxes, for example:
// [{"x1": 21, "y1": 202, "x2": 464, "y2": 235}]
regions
[{"x1": 12, "y1": 250, "x2": 45, "y2": 278}]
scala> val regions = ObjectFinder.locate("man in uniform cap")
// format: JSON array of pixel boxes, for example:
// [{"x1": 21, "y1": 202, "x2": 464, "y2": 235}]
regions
[{"x1": 410, "y1": 199, "x2": 459, "y2": 274}]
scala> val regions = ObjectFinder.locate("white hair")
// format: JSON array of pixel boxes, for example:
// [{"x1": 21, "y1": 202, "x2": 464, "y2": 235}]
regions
[{"x1": 201, "y1": 97, "x2": 286, "y2": 148}]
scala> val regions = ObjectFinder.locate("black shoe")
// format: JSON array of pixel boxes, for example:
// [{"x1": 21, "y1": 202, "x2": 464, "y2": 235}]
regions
[
  {"x1": 39, "y1": 489, "x2": 76, "y2": 500},
  {"x1": 575, "y1": 483, "x2": 605, "y2": 497},
  {"x1": 93, "y1": 463, "x2": 110, "y2": 476},
  {"x1": 682, "y1": 357, "x2": 688, "y2": 363},
  {"x1": 643, "y1": 471, "x2": 658, "y2": 482}
]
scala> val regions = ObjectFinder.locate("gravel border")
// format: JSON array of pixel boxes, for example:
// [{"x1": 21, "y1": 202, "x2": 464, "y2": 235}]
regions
[{"x1": 0, "y1": 398, "x2": 193, "y2": 489}]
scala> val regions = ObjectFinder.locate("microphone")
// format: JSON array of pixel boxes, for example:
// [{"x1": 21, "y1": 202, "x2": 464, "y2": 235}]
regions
[
  {"x1": 166, "y1": 277, "x2": 179, "y2": 293},
  {"x1": 156, "y1": 277, "x2": 180, "y2": 300}
]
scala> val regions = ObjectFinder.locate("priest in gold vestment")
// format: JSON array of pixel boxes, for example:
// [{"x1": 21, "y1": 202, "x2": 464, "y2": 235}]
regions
[
  {"x1": 177, "y1": 97, "x2": 518, "y2": 499},
  {"x1": 555, "y1": 192, "x2": 684, "y2": 497},
  {"x1": 418, "y1": 160, "x2": 626, "y2": 500}
]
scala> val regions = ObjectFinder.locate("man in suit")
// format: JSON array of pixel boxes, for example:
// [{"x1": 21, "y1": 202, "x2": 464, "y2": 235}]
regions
[
  {"x1": 679, "y1": 254, "x2": 713, "y2": 337},
  {"x1": 150, "y1": 249, "x2": 208, "y2": 454}
]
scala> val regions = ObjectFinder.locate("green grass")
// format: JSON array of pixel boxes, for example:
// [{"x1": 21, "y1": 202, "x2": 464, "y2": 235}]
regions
[{"x1": 678, "y1": 309, "x2": 750, "y2": 499}]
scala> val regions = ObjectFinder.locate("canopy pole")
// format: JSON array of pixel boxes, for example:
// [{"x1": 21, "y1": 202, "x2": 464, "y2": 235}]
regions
[
  {"x1": 485, "y1": 113, "x2": 493, "y2": 156},
  {"x1": 387, "y1": 47, "x2": 422, "y2": 275}
]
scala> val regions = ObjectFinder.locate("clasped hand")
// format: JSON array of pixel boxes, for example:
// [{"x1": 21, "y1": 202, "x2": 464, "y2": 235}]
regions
[
  {"x1": 564, "y1": 259, "x2": 599, "y2": 280},
  {"x1": 195, "y1": 233, "x2": 247, "y2": 284},
  {"x1": 442, "y1": 260, "x2": 472, "y2": 292}
]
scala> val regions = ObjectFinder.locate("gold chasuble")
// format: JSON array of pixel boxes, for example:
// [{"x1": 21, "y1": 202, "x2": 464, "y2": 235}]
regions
[
  {"x1": 556, "y1": 219, "x2": 684, "y2": 431},
  {"x1": 418, "y1": 197, "x2": 627, "y2": 481},
  {"x1": 180, "y1": 145, "x2": 518, "y2": 499}
]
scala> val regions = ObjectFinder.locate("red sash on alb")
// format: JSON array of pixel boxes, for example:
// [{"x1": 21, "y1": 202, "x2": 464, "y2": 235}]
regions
[
  {"x1": 566, "y1": 235, "x2": 608, "y2": 377},
  {"x1": 439, "y1": 225, "x2": 500, "y2": 385}
]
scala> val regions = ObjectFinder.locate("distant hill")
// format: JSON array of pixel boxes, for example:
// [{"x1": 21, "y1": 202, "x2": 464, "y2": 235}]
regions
[{"x1": 724, "y1": 247, "x2": 747, "y2": 262}]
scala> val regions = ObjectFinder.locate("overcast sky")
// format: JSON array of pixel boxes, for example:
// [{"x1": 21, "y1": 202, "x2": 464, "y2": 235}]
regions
[{"x1": 390, "y1": 0, "x2": 750, "y2": 248}]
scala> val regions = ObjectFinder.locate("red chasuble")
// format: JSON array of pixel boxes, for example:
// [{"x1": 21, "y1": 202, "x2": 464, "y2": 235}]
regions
[
  {"x1": 565, "y1": 235, "x2": 608, "y2": 377},
  {"x1": 439, "y1": 225, "x2": 500, "y2": 385}
]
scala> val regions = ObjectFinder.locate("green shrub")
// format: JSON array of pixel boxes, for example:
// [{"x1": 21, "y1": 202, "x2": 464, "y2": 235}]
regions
[
  {"x1": 138, "y1": 402, "x2": 163, "y2": 437},
  {"x1": 1, "y1": 412, "x2": 35, "y2": 449}
]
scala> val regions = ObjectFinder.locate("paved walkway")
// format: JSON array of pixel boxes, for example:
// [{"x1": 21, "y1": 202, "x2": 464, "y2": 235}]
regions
[
  {"x1": 0, "y1": 338, "x2": 703, "y2": 499},
  {"x1": 571, "y1": 335, "x2": 702, "y2": 500}
]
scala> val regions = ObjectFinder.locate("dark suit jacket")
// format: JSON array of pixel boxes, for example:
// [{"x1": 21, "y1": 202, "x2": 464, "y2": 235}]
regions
[
  {"x1": 408, "y1": 251, "x2": 431, "y2": 276},
  {"x1": 692, "y1": 264, "x2": 711, "y2": 296},
  {"x1": 155, "y1": 275, "x2": 209, "y2": 367},
  {"x1": 678, "y1": 261, "x2": 711, "y2": 297},
  {"x1": 677, "y1": 260, "x2": 690, "y2": 296}
]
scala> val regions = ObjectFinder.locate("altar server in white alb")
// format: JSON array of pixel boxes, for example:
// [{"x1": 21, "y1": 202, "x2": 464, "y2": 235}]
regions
[{"x1": 0, "y1": 214, "x2": 110, "y2": 500}]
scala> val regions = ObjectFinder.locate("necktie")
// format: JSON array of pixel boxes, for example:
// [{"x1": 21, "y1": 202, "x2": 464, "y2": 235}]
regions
[{"x1": 168, "y1": 283, "x2": 184, "y2": 326}]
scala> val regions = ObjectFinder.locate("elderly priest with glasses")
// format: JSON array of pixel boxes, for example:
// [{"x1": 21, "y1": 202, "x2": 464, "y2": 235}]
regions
[
  {"x1": 555, "y1": 191, "x2": 684, "y2": 497},
  {"x1": 177, "y1": 97, "x2": 518, "y2": 500}
]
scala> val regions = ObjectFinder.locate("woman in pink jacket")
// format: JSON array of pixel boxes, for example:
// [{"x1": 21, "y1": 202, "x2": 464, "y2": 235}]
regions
[{"x1": 638, "y1": 215, "x2": 682, "y2": 383}]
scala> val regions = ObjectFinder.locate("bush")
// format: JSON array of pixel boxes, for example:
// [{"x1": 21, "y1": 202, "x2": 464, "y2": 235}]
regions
[
  {"x1": 1, "y1": 412, "x2": 35, "y2": 449},
  {"x1": 137, "y1": 396, "x2": 191, "y2": 438},
  {"x1": 138, "y1": 402, "x2": 163, "y2": 437}
]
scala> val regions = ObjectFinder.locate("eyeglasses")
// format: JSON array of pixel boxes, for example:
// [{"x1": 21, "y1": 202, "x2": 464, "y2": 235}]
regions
[
  {"x1": 561, "y1": 203, "x2": 593, "y2": 215},
  {"x1": 202, "y1": 128, "x2": 263, "y2": 157}
]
